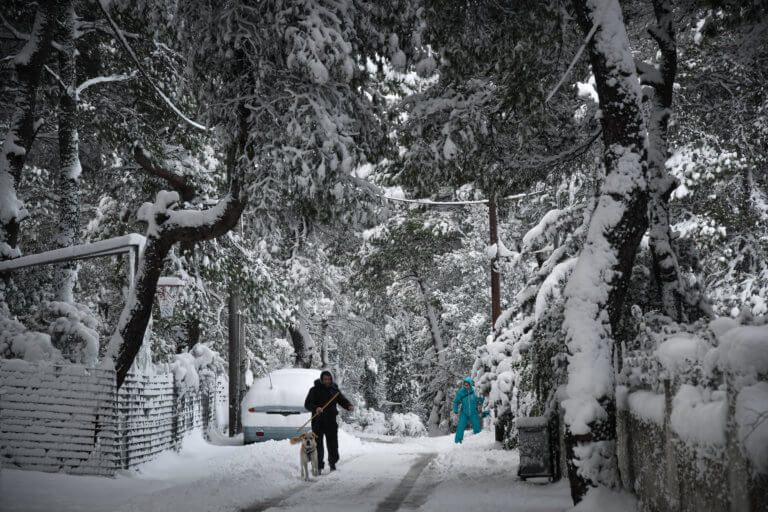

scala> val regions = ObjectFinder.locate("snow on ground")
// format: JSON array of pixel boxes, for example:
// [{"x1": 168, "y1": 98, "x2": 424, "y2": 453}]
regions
[
  {"x1": 415, "y1": 433, "x2": 573, "y2": 512},
  {"x1": 0, "y1": 429, "x2": 638, "y2": 512}
]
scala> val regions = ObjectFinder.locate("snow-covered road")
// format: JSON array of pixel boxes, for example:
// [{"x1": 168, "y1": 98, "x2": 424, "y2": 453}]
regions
[
  {"x1": 0, "y1": 429, "x2": 635, "y2": 512},
  {"x1": 243, "y1": 443, "x2": 438, "y2": 512}
]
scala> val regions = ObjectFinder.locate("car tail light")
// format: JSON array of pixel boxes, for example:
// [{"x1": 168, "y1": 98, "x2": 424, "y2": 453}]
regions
[
  {"x1": 248, "y1": 408, "x2": 256, "y2": 413},
  {"x1": 256, "y1": 432, "x2": 264, "y2": 437}
]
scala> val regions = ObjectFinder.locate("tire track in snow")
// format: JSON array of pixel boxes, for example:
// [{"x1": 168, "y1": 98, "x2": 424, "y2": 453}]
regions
[
  {"x1": 375, "y1": 453, "x2": 437, "y2": 512},
  {"x1": 240, "y1": 451, "x2": 369, "y2": 512}
]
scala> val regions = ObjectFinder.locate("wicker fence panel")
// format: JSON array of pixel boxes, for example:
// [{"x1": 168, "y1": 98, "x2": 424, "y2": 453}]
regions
[
  {"x1": 0, "y1": 360, "x2": 216, "y2": 476},
  {"x1": 0, "y1": 361, "x2": 117, "y2": 476}
]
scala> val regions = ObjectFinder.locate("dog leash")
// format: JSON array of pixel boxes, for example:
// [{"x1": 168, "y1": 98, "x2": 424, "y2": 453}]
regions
[{"x1": 296, "y1": 391, "x2": 340, "y2": 433}]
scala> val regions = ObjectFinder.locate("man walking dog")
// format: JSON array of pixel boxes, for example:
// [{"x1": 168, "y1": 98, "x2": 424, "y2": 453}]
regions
[{"x1": 304, "y1": 370, "x2": 354, "y2": 473}]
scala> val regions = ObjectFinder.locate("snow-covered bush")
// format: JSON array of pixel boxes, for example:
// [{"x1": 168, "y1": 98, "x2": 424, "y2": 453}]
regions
[
  {"x1": 0, "y1": 316, "x2": 62, "y2": 362},
  {"x1": 168, "y1": 343, "x2": 225, "y2": 396},
  {"x1": 38, "y1": 301, "x2": 100, "y2": 366},
  {"x1": 0, "y1": 304, "x2": 63, "y2": 362},
  {"x1": 351, "y1": 407, "x2": 387, "y2": 433},
  {"x1": 346, "y1": 407, "x2": 427, "y2": 437}
]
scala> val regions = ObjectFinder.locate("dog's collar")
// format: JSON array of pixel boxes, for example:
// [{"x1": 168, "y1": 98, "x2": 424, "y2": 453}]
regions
[{"x1": 304, "y1": 446, "x2": 315, "y2": 454}]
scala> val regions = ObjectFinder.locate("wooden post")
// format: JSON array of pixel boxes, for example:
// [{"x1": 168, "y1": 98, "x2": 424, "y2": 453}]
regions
[
  {"x1": 238, "y1": 308, "x2": 247, "y2": 433},
  {"x1": 489, "y1": 194, "x2": 501, "y2": 335},
  {"x1": 228, "y1": 291, "x2": 241, "y2": 437}
]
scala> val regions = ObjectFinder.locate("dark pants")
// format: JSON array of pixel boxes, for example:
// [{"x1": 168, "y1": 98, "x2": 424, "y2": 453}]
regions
[{"x1": 312, "y1": 421, "x2": 339, "y2": 468}]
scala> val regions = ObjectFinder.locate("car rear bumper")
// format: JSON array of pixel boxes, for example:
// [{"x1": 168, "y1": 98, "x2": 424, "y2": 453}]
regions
[{"x1": 243, "y1": 425, "x2": 311, "y2": 444}]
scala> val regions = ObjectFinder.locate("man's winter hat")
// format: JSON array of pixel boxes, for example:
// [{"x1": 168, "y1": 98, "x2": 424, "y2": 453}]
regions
[
  {"x1": 463, "y1": 377, "x2": 473, "y2": 385},
  {"x1": 320, "y1": 370, "x2": 333, "y2": 380}
]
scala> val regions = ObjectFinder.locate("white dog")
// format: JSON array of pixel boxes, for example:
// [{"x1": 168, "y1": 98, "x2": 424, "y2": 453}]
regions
[{"x1": 290, "y1": 432, "x2": 319, "y2": 480}]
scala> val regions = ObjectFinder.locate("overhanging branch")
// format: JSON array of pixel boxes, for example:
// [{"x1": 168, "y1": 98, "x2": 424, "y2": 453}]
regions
[{"x1": 133, "y1": 145, "x2": 197, "y2": 202}]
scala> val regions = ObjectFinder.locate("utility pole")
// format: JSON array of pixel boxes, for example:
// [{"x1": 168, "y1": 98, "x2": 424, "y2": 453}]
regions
[
  {"x1": 228, "y1": 291, "x2": 241, "y2": 437},
  {"x1": 489, "y1": 194, "x2": 501, "y2": 336}
]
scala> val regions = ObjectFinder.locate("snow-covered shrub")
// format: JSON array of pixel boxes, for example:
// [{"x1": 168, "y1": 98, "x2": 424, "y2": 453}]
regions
[
  {"x1": 0, "y1": 306, "x2": 62, "y2": 362},
  {"x1": 389, "y1": 411, "x2": 427, "y2": 437},
  {"x1": 38, "y1": 301, "x2": 100, "y2": 366},
  {"x1": 169, "y1": 343, "x2": 225, "y2": 396},
  {"x1": 351, "y1": 407, "x2": 387, "y2": 434},
  {"x1": 346, "y1": 406, "x2": 426, "y2": 437}
]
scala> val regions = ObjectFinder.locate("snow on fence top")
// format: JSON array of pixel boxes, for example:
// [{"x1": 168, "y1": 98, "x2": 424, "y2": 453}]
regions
[{"x1": 619, "y1": 317, "x2": 768, "y2": 474}]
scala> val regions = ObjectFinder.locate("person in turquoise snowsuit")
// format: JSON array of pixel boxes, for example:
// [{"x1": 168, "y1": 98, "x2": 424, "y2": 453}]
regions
[{"x1": 453, "y1": 377, "x2": 483, "y2": 443}]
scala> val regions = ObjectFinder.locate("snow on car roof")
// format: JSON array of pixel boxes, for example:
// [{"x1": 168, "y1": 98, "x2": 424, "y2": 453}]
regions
[{"x1": 242, "y1": 368, "x2": 321, "y2": 407}]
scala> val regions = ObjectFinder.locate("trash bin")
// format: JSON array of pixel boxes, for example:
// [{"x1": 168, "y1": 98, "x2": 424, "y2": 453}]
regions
[{"x1": 516, "y1": 415, "x2": 560, "y2": 481}]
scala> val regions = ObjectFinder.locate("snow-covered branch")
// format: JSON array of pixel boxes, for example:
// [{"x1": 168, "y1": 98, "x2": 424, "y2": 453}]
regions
[
  {"x1": 105, "y1": 105, "x2": 248, "y2": 386},
  {"x1": 545, "y1": 10, "x2": 603, "y2": 103},
  {"x1": 96, "y1": 0, "x2": 209, "y2": 131},
  {"x1": 0, "y1": 12, "x2": 64, "y2": 52},
  {"x1": 43, "y1": 64, "x2": 67, "y2": 90},
  {"x1": 347, "y1": 174, "x2": 546, "y2": 206},
  {"x1": 1, "y1": 13, "x2": 29, "y2": 41},
  {"x1": 75, "y1": 71, "x2": 137, "y2": 98}
]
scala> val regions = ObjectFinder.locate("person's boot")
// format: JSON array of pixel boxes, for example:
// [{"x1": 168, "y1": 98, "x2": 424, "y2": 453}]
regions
[{"x1": 330, "y1": 463, "x2": 336, "y2": 471}]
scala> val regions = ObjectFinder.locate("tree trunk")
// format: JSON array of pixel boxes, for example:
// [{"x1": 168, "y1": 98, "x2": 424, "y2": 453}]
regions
[
  {"x1": 104, "y1": 186, "x2": 245, "y2": 388},
  {"x1": 105, "y1": 98, "x2": 248, "y2": 389},
  {"x1": 563, "y1": 0, "x2": 650, "y2": 502},
  {"x1": 489, "y1": 194, "x2": 501, "y2": 334},
  {"x1": 645, "y1": 0, "x2": 683, "y2": 321},
  {"x1": 54, "y1": 0, "x2": 81, "y2": 303},
  {"x1": 0, "y1": 1, "x2": 58, "y2": 258},
  {"x1": 417, "y1": 277, "x2": 448, "y2": 433},
  {"x1": 416, "y1": 278, "x2": 445, "y2": 364}
]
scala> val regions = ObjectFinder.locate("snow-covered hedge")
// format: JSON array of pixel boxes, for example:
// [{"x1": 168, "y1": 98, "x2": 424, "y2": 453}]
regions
[
  {"x1": 621, "y1": 312, "x2": 768, "y2": 473},
  {"x1": 40, "y1": 301, "x2": 100, "y2": 366},
  {"x1": 346, "y1": 407, "x2": 426, "y2": 437},
  {"x1": 0, "y1": 306, "x2": 62, "y2": 362},
  {"x1": 164, "y1": 343, "x2": 225, "y2": 396},
  {"x1": 0, "y1": 301, "x2": 101, "y2": 366}
]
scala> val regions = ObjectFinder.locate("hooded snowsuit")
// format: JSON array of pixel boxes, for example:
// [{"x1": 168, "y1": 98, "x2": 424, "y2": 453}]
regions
[
  {"x1": 304, "y1": 373, "x2": 352, "y2": 469},
  {"x1": 453, "y1": 377, "x2": 483, "y2": 443}
]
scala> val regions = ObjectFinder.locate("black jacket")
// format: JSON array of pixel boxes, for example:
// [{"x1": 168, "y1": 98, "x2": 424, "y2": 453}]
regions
[{"x1": 304, "y1": 379, "x2": 352, "y2": 427}]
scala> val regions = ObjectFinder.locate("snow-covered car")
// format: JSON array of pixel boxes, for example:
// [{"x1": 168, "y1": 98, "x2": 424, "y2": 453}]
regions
[{"x1": 241, "y1": 368, "x2": 320, "y2": 444}]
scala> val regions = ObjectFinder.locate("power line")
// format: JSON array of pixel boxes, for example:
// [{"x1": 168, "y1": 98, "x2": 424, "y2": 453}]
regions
[{"x1": 380, "y1": 189, "x2": 546, "y2": 207}]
